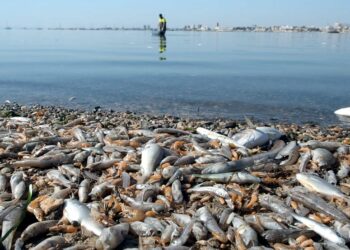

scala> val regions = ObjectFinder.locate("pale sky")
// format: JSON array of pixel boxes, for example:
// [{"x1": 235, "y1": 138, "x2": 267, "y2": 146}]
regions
[{"x1": 1, "y1": 0, "x2": 349, "y2": 28}]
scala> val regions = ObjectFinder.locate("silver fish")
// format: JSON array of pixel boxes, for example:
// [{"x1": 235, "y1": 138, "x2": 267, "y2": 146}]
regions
[
  {"x1": 78, "y1": 179, "x2": 91, "y2": 203},
  {"x1": 120, "y1": 194, "x2": 165, "y2": 212},
  {"x1": 31, "y1": 236, "x2": 69, "y2": 250},
  {"x1": 188, "y1": 185, "x2": 234, "y2": 209},
  {"x1": 130, "y1": 221, "x2": 155, "y2": 236},
  {"x1": 311, "y1": 148, "x2": 336, "y2": 167},
  {"x1": 63, "y1": 199, "x2": 104, "y2": 236},
  {"x1": 47, "y1": 170, "x2": 74, "y2": 188},
  {"x1": 196, "y1": 206, "x2": 227, "y2": 243},
  {"x1": 172, "y1": 179, "x2": 184, "y2": 204},
  {"x1": 192, "y1": 172, "x2": 261, "y2": 184},
  {"x1": 296, "y1": 173, "x2": 347, "y2": 200},
  {"x1": 289, "y1": 189, "x2": 350, "y2": 224},
  {"x1": 139, "y1": 143, "x2": 164, "y2": 183},
  {"x1": 292, "y1": 213, "x2": 345, "y2": 245},
  {"x1": 231, "y1": 128, "x2": 269, "y2": 149},
  {"x1": 231, "y1": 214, "x2": 258, "y2": 247},
  {"x1": 96, "y1": 223, "x2": 129, "y2": 250}
]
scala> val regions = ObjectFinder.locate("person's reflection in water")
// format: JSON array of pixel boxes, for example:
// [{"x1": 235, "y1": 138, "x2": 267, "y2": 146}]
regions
[{"x1": 159, "y1": 35, "x2": 167, "y2": 61}]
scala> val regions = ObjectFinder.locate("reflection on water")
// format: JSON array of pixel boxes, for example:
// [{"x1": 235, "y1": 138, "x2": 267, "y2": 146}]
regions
[{"x1": 159, "y1": 35, "x2": 166, "y2": 61}]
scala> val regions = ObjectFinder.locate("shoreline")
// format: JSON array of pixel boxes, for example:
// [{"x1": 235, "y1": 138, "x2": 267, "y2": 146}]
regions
[{"x1": 0, "y1": 103, "x2": 345, "y2": 128}]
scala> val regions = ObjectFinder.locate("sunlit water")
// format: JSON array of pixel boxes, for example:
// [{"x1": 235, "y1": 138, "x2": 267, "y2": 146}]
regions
[{"x1": 0, "y1": 30, "x2": 349, "y2": 125}]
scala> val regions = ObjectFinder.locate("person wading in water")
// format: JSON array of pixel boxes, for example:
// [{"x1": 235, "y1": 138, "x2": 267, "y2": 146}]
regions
[{"x1": 159, "y1": 14, "x2": 167, "y2": 36}]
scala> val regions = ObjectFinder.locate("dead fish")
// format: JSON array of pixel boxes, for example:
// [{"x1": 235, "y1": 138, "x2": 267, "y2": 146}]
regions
[
  {"x1": 289, "y1": 189, "x2": 350, "y2": 224},
  {"x1": 296, "y1": 173, "x2": 348, "y2": 200},
  {"x1": 31, "y1": 236, "x2": 69, "y2": 250},
  {"x1": 72, "y1": 127, "x2": 86, "y2": 142},
  {"x1": 130, "y1": 221, "x2": 155, "y2": 236},
  {"x1": 58, "y1": 164, "x2": 81, "y2": 180},
  {"x1": 255, "y1": 127, "x2": 283, "y2": 141},
  {"x1": 244, "y1": 214, "x2": 287, "y2": 232},
  {"x1": 172, "y1": 179, "x2": 184, "y2": 204},
  {"x1": 231, "y1": 128, "x2": 269, "y2": 149},
  {"x1": 275, "y1": 141, "x2": 300, "y2": 166},
  {"x1": 1, "y1": 205, "x2": 24, "y2": 250},
  {"x1": 325, "y1": 170, "x2": 337, "y2": 185},
  {"x1": 87, "y1": 159, "x2": 118, "y2": 171},
  {"x1": 301, "y1": 140, "x2": 343, "y2": 152},
  {"x1": 174, "y1": 155, "x2": 195, "y2": 166},
  {"x1": 96, "y1": 223, "x2": 129, "y2": 250},
  {"x1": 79, "y1": 179, "x2": 91, "y2": 203},
  {"x1": 20, "y1": 220, "x2": 58, "y2": 242},
  {"x1": 196, "y1": 127, "x2": 244, "y2": 148},
  {"x1": 10, "y1": 172, "x2": 26, "y2": 199},
  {"x1": 337, "y1": 161, "x2": 350, "y2": 179},
  {"x1": 311, "y1": 148, "x2": 336, "y2": 167},
  {"x1": 299, "y1": 152, "x2": 311, "y2": 172},
  {"x1": 89, "y1": 182, "x2": 115, "y2": 198},
  {"x1": 231, "y1": 213, "x2": 258, "y2": 247},
  {"x1": 33, "y1": 145, "x2": 57, "y2": 157},
  {"x1": 196, "y1": 206, "x2": 227, "y2": 243},
  {"x1": 202, "y1": 140, "x2": 285, "y2": 174},
  {"x1": 172, "y1": 214, "x2": 192, "y2": 227},
  {"x1": 262, "y1": 229, "x2": 315, "y2": 243},
  {"x1": 63, "y1": 199, "x2": 104, "y2": 236},
  {"x1": 259, "y1": 194, "x2": 294, "y2": 224},
  {"x1": 47, "y1": 170, "x2": 74, "y2": 188},
  {"x1": 73, "y1": 150, "x2": 90, "y2": 163},
  {"x1": 120, "y1": 194, "x2": 165, "y2": 212},
  {"x1": 192, "y1": 172, "x2": 261, "y2": 184},
  {"x1": 292, "y1": 213, "x2": 345, "y2": 245},
  {"x1": 139, "y1": 143, "x2": 164, "y2": 183},
  {"x1": 192, "y1": 221, "x2": 208, "y2": 241},
  {"x1": 170, "y1": 218, "x2": 195, "y2": 246},
  {"x1": 188, "y1": 185, "x2": 234, "y2": 209},
  {"x1": 13, "y1": 152, "x2": 74, "y2": 168}
]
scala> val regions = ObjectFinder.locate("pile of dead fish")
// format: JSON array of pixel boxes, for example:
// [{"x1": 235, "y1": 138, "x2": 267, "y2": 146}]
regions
[{"x1": 1, "y1": 104, "x2": 350, "y2": 250}]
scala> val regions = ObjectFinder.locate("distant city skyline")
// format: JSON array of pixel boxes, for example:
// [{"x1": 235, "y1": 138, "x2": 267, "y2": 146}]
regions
[{"x1": 1, "y1": 0, "x2": 349, "y2": 28}]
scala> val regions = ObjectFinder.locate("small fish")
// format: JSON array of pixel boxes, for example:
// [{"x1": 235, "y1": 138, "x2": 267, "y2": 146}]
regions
[
  {"x1": 289, "y1": 188, "x2": 350, "y2": 224},
  {"x1": 192, "y1": 172, "x2": 261, "y2": 184},
  {"x1": 96, "y1": 223, "x2": 129, "y2": 250},
  {"x1": 47, "y1": 170, "x2": 74, "y2": 188},
  {"x1": 172, "y1": 179, "x2": 184, "y2": 204},
  {"x1": 259, "y1": 194, "x2": 294, "y2": 224},
  {"x1": 196, "y1": 206, "x2": 227, "y2": 243},
  {"x1": 292, "y1": 213, "x2": 345, "y2": 245},
  {"x1": 231, "y1": 213, "x2": 259, "y2": 247},
  {"x1": 296, "y1": 173, "x2": 348, "y2": 200},
  {"x1": 130, "y1": 221, "x2": 155, "y2": 236},
  {"x1": 311, "y1": 148, "x2": 336, "y2": 167},
  {"x1": 231, "y1": 128, "x2": 269, "y2": 149},
  {"x1": 170, "y1": 218, "x2": 195, "y2": 246},
  {"x1": 20, "y1": 220, "x2": 58, "y2": 242},
  {"x1": 262, "y1": 229, "x2": 315, "y2": 243},
  {"x1": 30, "y1": 236, "x2": 69, "y2": 250},
  {"x1": 63, "y1": 199, "x2": 104, "y2": 236},
  {"x1": 188, "y1": 185, "x2": 234, "y2": 209},
  {"x1": 120, "y1": 194, "x2": 165, "y2": 212},
  {"x1": 78, "y1": 179, "x2": 91, "y2": 203},
  {"x1": 139, "y1": 143, "x2": 164, "y2": 183}
]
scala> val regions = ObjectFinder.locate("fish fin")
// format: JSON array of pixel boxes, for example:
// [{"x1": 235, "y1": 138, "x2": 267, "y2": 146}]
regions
[{"x1": 244, "y1": 116, "x2": 255, "y2": 129}]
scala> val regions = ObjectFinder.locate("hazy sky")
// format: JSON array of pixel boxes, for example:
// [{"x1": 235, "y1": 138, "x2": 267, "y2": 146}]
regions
[{"x1": 1, "y1": 0, "x2": 349, "y2": 28}]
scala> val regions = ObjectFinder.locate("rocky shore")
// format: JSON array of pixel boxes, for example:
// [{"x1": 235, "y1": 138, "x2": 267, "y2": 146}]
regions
[{"x1": 1, "y1": 103, "x2": 350, "y2": 250}]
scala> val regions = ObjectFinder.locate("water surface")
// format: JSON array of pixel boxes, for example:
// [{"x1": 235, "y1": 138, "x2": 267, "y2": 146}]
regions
[{"x1": 0, "y1": 30, "x2": 349, "y2": 125}]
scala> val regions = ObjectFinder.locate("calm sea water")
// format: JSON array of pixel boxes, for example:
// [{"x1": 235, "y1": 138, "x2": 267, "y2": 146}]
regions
[{"x1": 0, "y1": 30, "x2": 349, "y2": 125}]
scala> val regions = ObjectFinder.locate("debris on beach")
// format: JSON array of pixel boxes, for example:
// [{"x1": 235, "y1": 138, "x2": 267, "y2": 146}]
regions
[{"x1": 1, "y1": 103, "x2": 350, "y2": 249}]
